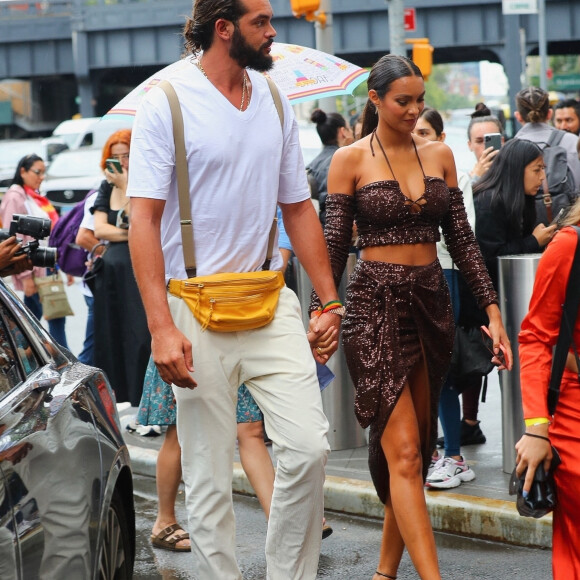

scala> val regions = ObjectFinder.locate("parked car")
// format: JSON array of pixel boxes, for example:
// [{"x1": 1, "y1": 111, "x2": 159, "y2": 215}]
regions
[
  {"x1": 0, "y1": 278, "x2": 135, "y2": 579},
  {"x1": 52, "y1": 117, "x2": 132, "y2": 151},
  {"x1": 40, "y1": 147, "x2": 103, "y2": 210},
  {"x1": 0, "y1": 138, "x2": 68, "y2": 194}
]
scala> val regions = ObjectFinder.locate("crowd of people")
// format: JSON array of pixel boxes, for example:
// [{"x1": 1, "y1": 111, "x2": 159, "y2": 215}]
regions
[{"x1": 2, "y1": 0, "x2": 580, "y2": 577}]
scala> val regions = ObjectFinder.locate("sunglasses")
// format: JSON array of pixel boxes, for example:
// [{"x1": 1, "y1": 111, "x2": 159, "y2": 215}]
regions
[{"x1": 480, "y1": 325, "x2": 507, "y2": 368}]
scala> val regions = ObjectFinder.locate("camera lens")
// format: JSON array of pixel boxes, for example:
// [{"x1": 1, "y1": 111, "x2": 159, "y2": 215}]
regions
[{"x1": 30, "y1": 246, "x2": 57, "y2": 269}]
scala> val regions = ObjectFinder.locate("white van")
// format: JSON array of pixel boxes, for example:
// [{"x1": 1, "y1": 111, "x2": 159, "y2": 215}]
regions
[{"x1": 52, "y1": 117, "x2": 133, "y2": 150}]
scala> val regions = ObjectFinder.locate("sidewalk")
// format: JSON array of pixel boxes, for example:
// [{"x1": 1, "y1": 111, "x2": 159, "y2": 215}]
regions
[{"x1": 118, "y1": 368, "x2": 552, "y2": 550}]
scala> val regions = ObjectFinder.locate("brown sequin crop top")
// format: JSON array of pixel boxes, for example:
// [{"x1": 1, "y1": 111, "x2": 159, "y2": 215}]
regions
[
  {"x1": 313, "y1": 135, "x2": 498, "y2": 312},
  {"x1": 355, "y1": 177, "x2": 449, "y2": 246}
]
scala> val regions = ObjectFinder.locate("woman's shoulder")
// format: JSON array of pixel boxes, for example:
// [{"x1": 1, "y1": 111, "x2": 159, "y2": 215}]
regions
[
  {"x1": 551, "y1": 225, "x2": 580, "y2": 252},
  {"x1": 330, "y1": 139, "x2": 365, "y2": 167}
]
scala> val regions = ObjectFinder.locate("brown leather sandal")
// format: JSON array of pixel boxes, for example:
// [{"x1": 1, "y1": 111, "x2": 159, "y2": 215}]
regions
[{"x1": 150, "y1": 523, "x2": 191, "y2": 552}]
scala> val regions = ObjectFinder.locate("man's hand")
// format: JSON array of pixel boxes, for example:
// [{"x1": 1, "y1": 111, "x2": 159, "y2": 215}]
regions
[
  {"x1": 0, "y1": 236, "x2": 31, "y2": 277},
  {"x1": 151, "y1": 326, "x2": 197, "y2": 390},
  {"x1": 307, "y1": 312, "x2": 340, "y2": 364}
]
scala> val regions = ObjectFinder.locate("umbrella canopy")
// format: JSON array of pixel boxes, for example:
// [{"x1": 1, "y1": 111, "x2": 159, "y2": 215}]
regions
[{"x1": 104, "y1": 42, "x2": 369, "y2": 120}]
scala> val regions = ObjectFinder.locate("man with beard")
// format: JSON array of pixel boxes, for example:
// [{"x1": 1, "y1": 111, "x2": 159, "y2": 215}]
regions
[{"x1": 127, "y1": 0, "x2": 341, "y2": 578}]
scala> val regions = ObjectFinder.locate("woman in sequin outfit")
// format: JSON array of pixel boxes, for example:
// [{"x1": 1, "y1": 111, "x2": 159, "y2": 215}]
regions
[{"x1": 311, "y1": 54, "x2": 512, "y2": 580}]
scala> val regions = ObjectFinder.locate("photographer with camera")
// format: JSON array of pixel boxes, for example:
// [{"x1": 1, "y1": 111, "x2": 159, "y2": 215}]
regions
[
  {"x1": 0, "y1": 235, "x2": 33, "y2": 277},
  {"x1": 0, "y1": 154, "x2": 68, "y2": 348}
]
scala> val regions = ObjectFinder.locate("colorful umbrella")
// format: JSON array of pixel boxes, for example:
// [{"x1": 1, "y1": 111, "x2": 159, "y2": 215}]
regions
[{"x1": 104, "y1": 42, "x2": 369, "y2": 119}]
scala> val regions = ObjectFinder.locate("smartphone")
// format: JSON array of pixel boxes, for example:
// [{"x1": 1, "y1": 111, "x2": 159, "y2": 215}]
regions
[
  {"x1": 480, "y1": 325, "x2": 507, "y2": 367},
  {"x1": 549, "y1": 207, "x2": 567, "y2": 229},
  {"x1": 106, "y1": 158, "x2": 123, "y2": 173},
  {"x1": 484, "y1": 133, "x2": 502, "y2": 152}
]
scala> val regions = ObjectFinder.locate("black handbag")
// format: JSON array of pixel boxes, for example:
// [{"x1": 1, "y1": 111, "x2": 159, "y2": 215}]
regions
[
  {"x1": 509, "y1": 448, "x2": 561, "y2": 519},
  {"x1": 449, "y1": 325, "x2": 495, "y2": 383}
]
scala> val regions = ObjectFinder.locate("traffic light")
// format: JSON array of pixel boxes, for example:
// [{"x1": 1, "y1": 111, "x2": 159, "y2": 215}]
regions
[
  {"x1": 290, "y1": 0, "x2": 320, "y2": 20},
  {"x1": 411, "y1": 40, "x2": 433, "y2": 81}
]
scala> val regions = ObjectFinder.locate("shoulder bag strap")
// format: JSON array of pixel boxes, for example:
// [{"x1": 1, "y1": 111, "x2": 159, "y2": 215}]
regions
[
  {"x1": 262, "y1": 77, "x2": 284, "y2": 270},
  {"x1": 158, "y1": 79, "x2": 197, "y2": 278},
  {"x1": 548, "y1": 226, "x2": 580, "y2": 414}
]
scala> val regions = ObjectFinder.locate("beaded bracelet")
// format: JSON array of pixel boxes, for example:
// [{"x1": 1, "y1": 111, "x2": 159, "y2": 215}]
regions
[{"x1": 523, "y1": 432, "x2": 551, "y2": 443}]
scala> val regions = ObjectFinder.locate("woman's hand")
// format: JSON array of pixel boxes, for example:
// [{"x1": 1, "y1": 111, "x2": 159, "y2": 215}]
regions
[
  {"x1": 515, "y1": 426, "x2": 553, "y2": 495},
  {"x1": 532, "y1": 223, "x2": 557, "y2": 248},
  {"x1": 104, "y1": 167, "x2": 128, "y2": 191},
  {"x1": 470, "y1": 146, "x2": 499, "y2": 179},
  {"x1": 485, "y1": 304, "x2": 513, "y2": 370}
]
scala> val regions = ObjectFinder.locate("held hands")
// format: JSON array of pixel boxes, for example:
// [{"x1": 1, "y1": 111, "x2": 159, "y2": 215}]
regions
[
  {"x1": 532, "y1": 223, "x2": 557, "y2": 248},
  {"x1": 151, "y1": 326, "x2": 196, "y2": 390},
  {"x1": 307, "y1": 311, "x2": 340, "y2": 364}
]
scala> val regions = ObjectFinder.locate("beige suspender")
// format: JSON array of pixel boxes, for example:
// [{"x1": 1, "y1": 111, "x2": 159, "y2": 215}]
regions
[{"x1": 158, "y1": 74, "x2": 284, "y2": 278}]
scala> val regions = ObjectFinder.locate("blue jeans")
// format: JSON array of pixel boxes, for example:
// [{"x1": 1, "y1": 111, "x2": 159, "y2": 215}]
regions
[
  {"x1": 77, "y1": 294, "x2": 94, "y2": 365},
  {"x1": 24, "y1": 292, "x2": 69, "y2": 350},
  {"x1": 438, "y1": 269, "x2": 461, "y2": 457}
]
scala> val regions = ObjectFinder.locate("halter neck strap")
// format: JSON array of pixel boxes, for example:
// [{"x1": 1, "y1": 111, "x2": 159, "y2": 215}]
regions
[{"x1": 370, "y1": 130, "x2": 426, "y2": 181}]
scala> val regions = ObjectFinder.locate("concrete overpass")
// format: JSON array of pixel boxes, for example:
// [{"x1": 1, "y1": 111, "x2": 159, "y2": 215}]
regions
[{"x1": 0, "y1": 0, "x2": 578, "y2": 126}]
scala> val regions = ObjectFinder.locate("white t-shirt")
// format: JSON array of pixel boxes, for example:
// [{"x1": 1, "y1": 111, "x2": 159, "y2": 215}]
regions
[
  {"x1": 78, "y1": 190, "x2": 99, "y2": 297},
  {"x1": 127, "y1": 59, "x2": 310, "y2": 280},
  {"x1": 80, "y1": 190, "x2": 98, "y2": 231}
]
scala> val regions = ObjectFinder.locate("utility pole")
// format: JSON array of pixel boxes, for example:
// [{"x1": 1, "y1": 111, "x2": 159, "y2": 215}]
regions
[
  {"x1": 315, "y1": 0, "x2": 337, "y2": 112},
  {"x1": 387, "y1": 0, "x2": 406, "y2": 56},
  {"x1": 538, "y1": 0, "x2": 548, "y2": 90}
]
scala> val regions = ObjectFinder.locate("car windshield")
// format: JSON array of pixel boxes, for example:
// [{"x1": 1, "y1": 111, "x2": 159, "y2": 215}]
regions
[{"x1": 46, "y1": 149, "x2": 102, "y2": 178}]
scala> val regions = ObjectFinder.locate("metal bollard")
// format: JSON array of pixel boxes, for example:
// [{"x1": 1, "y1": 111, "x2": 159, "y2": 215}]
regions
[
  {"x1": 292, "y1": 254, "x2": 367, "y2": 451},
  {"x1": 497, "y1": 254, "x2": 541, "y2": 473}
]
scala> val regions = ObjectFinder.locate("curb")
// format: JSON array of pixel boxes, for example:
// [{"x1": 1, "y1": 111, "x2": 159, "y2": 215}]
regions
[{"x1": 127, "y1": 444, "x2": 552, "y2": 549}]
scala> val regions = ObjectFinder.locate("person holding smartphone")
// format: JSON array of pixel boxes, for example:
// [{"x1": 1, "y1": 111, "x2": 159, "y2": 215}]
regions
[
  {"x1": 474, "y1": 138, "x2": 557, "y2": 289},
  {"x1": 466, "y1": 106, "x2": 505, "y2": 183},
  {"x1": 91, "y1": 129, "x2": 151, "y2": 408}
]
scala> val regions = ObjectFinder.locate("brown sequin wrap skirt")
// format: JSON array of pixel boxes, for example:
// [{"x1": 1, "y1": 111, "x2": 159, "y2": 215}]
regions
[{"x1": 342, "y1": 259, "x2": 454, "y2": 504}]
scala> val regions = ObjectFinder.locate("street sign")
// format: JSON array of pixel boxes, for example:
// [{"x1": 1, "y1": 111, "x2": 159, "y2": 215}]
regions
[
  {"x1": 404, "y1": 8, "x2": 416, "y2": 32},
  {"x1": 502, "y1": 0, "x2": 538, "y2": 14}
]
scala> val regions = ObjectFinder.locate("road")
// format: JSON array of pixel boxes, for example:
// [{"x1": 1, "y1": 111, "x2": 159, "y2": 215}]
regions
[{"x1": 131, "y1": 474, "x2": 551, "y2": 580}]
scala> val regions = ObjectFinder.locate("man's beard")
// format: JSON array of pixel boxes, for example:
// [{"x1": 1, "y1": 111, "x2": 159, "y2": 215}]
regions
[{"x1": 230, "y1": 25, "x2": 273, "y2": 72}]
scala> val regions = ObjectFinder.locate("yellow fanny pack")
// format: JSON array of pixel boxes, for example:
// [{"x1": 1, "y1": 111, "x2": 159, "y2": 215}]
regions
[{"x1": 168, "y1": 270, "x2": 285, "y2": 332}]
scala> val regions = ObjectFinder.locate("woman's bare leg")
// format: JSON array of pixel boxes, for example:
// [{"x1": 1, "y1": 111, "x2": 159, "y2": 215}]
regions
[
  {"x1": 152, "y1": 425, "x2": 190, "y2": 549},
  {"x1": 374, "y1": 362, "x2": 440, "y2": 580},
  {"x1": 237, "y1": 420, "x2": 275, "y2": 518}
]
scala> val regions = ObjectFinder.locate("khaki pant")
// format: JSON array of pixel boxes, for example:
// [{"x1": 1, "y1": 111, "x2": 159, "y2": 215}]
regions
[{"x1": 170, "y1": 287, "x2": 330, "y2": 579}]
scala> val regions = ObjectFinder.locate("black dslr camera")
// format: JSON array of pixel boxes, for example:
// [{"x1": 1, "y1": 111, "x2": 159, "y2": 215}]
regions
[{"x1": 0, "y1": 214, "x2": 57, "y2": 268}]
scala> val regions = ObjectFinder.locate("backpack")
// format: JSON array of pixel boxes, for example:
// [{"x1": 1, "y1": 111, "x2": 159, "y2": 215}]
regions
[
  {"x1": 48, "y1": 191, "x2": 94, "y2": 277},
  {"x1": 535, "y1": 130, "x2": 579, "y2": 226}
]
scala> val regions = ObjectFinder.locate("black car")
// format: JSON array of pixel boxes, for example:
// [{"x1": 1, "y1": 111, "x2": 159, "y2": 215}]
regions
[{"x1": 0, "y1": 279, "x2": 135, "y2": 579}]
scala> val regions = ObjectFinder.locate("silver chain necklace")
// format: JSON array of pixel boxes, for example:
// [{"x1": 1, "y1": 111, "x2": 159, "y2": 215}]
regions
[{"x1": 196, "y1": 60, "x2": 248, "y2": 112}]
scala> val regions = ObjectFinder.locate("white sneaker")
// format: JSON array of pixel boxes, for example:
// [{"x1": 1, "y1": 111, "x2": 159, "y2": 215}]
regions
[
  {"x1": 427, "y1": 454, "x2": 444, "y2": 479},
  {"x1": 425, "y1": 456, "x2": 475, "y2": 489}
]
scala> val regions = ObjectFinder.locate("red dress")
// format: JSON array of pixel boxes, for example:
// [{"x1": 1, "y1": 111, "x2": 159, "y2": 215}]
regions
[{"x1": 519, "y1": 226, "x2": 580, "y2": 580}]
